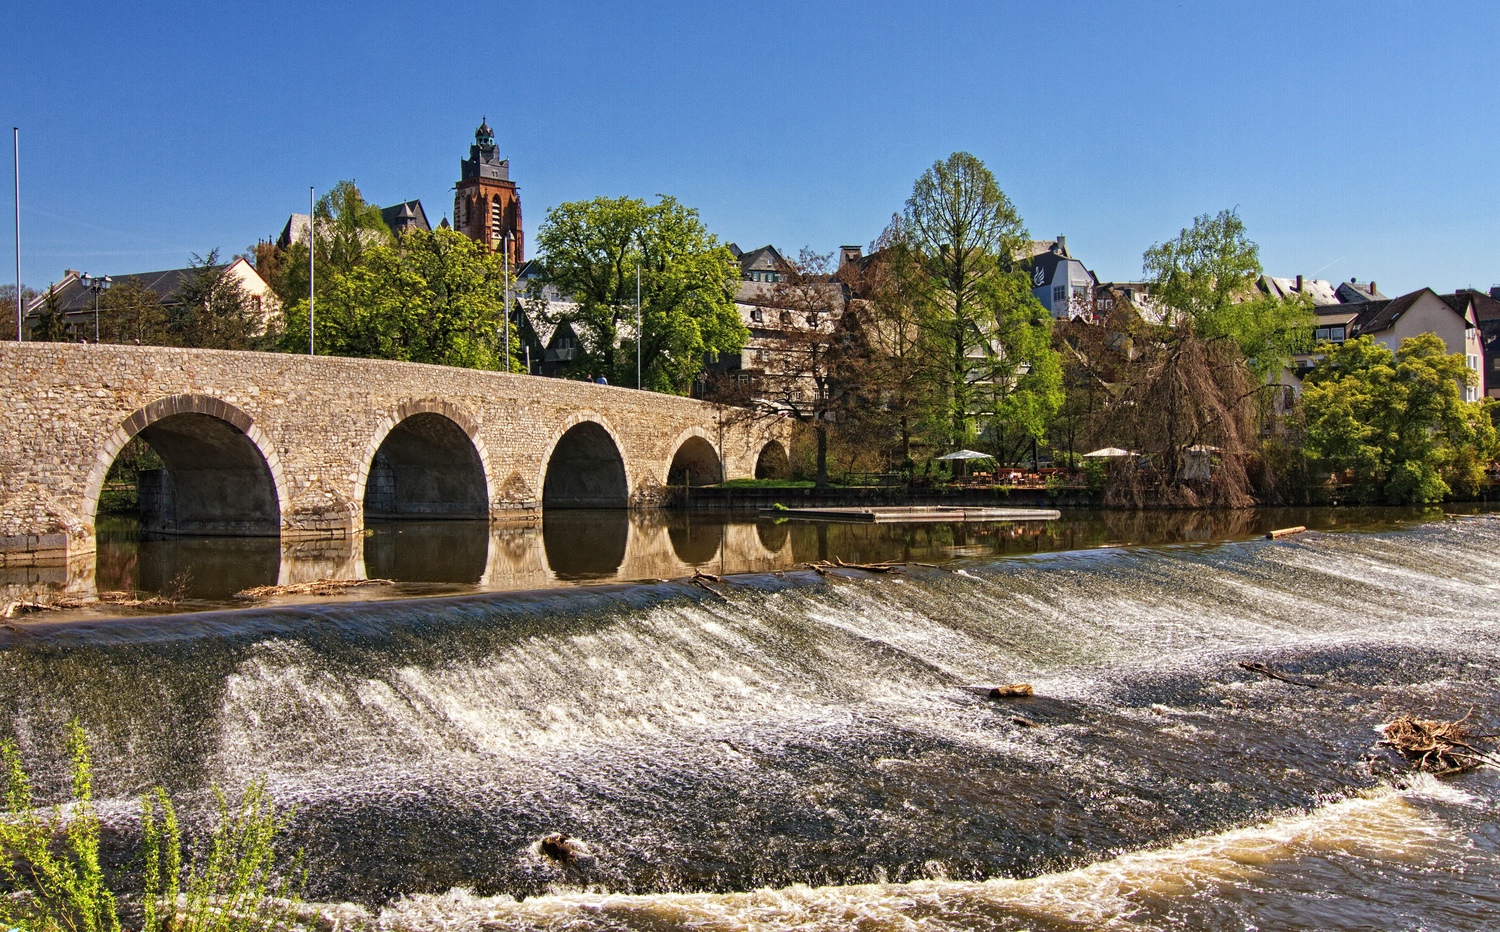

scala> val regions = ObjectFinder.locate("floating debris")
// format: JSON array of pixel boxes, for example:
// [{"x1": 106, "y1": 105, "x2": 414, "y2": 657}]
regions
[
  {"x1": 1011, "y1": 715, "x2": 1039, "y2": 728},
  {"x1": 1379, "y1": 712, "x2": 1500, "y2": 774},
  {"x1": 1238, "y1": 661, "x2": 1321, "y2": 689},
  {"x1": 1265, "y1": 526, "x2": 1307, "y2": 540},
  {"x1": 1, "y1": 590, "x2": 179, "y2": 617},
  {"x1": 988, "y1": 684, "x2": 1035, "y2": 699},
  {"x1": 538, "y1": 832, "x2": 583, "y2": 864},
  {"x1": 801, "y1": 558, "x2": 914, "y2": 575},
  {"x1": 234, "y1": 578, "x2": 394, "y2": 600}
]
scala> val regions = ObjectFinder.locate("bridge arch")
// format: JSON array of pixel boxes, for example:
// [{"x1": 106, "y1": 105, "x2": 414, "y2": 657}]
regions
[
  {"x1": 754, "y1": 439, "x2": 791, "y2": 479},
  {"x1": 540, "y1": 413, "x2": 629, "y2": 508},
  {"x1": 82, "y1": 394, "x2": 288, "y2": 536},
  {"x1": 666, "y1": 428, "x2": 723, "y2": 487},
  {"x1": 356, "y1": 399, "x2": 491, "y2": 519}
]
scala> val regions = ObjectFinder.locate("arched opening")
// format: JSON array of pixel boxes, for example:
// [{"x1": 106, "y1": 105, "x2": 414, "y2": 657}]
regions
[
  {"x1": 364, "y1": 413, "x2": 488, "y2": 519},
  {"x1": 101, "y1": 413, "x2": 281, "y2": 537},
  {"x1": 667, "y1": 435, "x2": 723, "y2": 487},
  {"x1": 542, "y1": 422, "x2": 628, "y2": 508},
  {"x1": 754, "y1": 440, "x2": 790, "y2": 480}
]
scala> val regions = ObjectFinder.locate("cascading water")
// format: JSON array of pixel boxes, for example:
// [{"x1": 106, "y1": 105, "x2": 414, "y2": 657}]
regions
[{"x1": 2, "y1": 514, "x2": 1499, "y2": 930}]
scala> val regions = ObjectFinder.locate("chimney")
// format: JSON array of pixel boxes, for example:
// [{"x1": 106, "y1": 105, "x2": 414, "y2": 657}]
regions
[
  {"x1": 838, "y1": 245, "x2": 862, "y2": 271},
  {"x1": 1296, "y1": 274, "x2": 1304, "y2": 291},
  {"x1": 1369, "y1": 281, "x2": 1376, "y2": 296},
  {"x1": 1490, "y1": 286, "x2": 1500, "y2": 301},
  {"x1": 1057, "y1": 235, "x2": 1067, "y2": 256}
]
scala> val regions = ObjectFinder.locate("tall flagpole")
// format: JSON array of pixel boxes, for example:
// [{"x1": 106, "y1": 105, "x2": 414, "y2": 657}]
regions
[
  {"x1": 13, "y1": 128, "x2": 20, "y2": 341},
  {"x1": 308, "y1": 186, "x2": 315, "y2": 355},
  {"x1": 503, "y1": 232, "x2": 510, "y2": 372},
  {"x1": 636, "y1": 262, "x2": 641, "y2": 390}
]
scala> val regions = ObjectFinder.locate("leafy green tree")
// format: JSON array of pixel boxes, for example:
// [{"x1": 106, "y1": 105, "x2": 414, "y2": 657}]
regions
[
  {"x1": 1302, "y1": 333, "x2": 1498, "y2": 503},
  {"x1": 533, "y1": 194, "x2": 745, "y2": 393},
  {"x1": 279, "y1": 227, "x2": 513, "y2": 370},
  {"x1": 258, "y1": 180, "x2": 393, "y2": 314},
  {"x1": 1143, "y1": 208, "x2": 1314, "y2": 382},
  {"x1": 972, "y1": 269, "x2": 1063, "y2": 464},
  {"x1": 99, "y1": 278, "x2": 169, "y2": 345},
  {"x1": 898, "y1": 152, "x2": 1041, "y2": 447},
  {"x1": 314, "y1": 180, "x2": 394, "y2": 278}
]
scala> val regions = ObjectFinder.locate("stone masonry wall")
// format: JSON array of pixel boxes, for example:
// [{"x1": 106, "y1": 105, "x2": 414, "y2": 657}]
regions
[{"x1": 0, "y1": 343, "x2": 791, "y2": 565}]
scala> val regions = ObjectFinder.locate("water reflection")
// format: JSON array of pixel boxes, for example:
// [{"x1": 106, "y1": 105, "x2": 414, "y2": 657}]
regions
[
  {"x1": 364, "y1": 521, "x2": 488, "y2": 584},
  {"x1": 0, "y1": 504, "x2": 1474, "y2": 616},
  {"x1": 542, "y1": 509, "x2": 629, "y2": 579}
]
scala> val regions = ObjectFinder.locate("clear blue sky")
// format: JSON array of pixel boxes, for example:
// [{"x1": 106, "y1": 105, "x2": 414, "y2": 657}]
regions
[{"x1": 4, "y1": 1, "x2": 1497, "y2": 296}]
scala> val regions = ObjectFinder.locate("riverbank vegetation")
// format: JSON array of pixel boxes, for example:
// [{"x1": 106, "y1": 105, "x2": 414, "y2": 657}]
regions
[{"x1": 0, "y1": 722, "x2": 299, "y2": 932}]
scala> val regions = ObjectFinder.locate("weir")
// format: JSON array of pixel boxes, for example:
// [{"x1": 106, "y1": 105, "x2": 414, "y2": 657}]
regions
[{"x1": 0, "y1": 515, "x2": 1496, "y2": 925}]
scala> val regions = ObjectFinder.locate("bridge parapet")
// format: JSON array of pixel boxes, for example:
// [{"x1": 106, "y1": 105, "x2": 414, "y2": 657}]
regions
[{"x1": 0, "y1": 343, "x2": 791, "y2": 568}]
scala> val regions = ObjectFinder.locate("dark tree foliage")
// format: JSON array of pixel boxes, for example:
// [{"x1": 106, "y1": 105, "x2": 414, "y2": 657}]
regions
[
  {"x1": 30, "y1": 286, "x2": 69, "y2": 342},
  {"x1": 99, "y1": 279, "x2": 169, "y2": 345},
  {"x1": 168, "y1": 250, "x2": 271, "y2": 350}
]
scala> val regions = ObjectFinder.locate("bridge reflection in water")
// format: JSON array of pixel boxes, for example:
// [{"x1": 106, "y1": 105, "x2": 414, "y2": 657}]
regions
[{"x1": 4, "y1": 506, "x2": 1456, "y2": 612}]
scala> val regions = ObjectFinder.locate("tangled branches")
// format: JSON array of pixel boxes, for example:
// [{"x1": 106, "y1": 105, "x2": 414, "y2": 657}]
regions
[{"x1": 1380, "y1": 712, "x2": 1500, "y2": 774}]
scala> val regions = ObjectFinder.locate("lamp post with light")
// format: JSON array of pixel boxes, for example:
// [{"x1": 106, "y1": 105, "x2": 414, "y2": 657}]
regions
[{"x1": 78, "y1": 273, "x2": 110, "y2": 342}]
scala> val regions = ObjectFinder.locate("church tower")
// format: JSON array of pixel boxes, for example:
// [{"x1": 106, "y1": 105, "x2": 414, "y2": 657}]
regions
[{"x1": 453, "y1": 119, "x2": 523, "y2": 266}]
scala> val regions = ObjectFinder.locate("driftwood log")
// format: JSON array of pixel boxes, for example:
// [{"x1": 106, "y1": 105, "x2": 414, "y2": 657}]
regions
[
  {"x1": 1265, "y1": 526, "x2": 1307, "y2": 540},
  {"x1": 1238, "y1": 661, "x2": 1321, "y2": 688},
  {"x1": 988, "y1": 683, "x2": 1035, "y2": 699}
]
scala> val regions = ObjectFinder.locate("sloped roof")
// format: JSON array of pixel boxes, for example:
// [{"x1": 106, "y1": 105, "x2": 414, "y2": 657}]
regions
[
  {"x1": 28, "y1": 266, "x2": 203, "y2": 316},
  {"x1": 1351, "y1": 289, "x2": 1444, "y2": 334},
  {"x1": 1337, "y1": 280, "x2": 1387, "y2": 303},
  {"x1": 1261, "y1": 275, "x2": 1340, "y2": 306},
  {"x1": 379, "y1": 199, "x2": 432, "y2": 235},
  {"x1": 1445, "y1": 289, "x2": 1500, "y2": 324},
  {"x1": 278, "y1": 213, "x2": 310, "y2": 248},
  {"x1": 737, "y1": 244, "x2": 784, "y2": 275}
]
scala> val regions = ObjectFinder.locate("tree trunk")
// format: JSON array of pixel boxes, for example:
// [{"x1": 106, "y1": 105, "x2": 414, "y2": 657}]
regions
[{"x1": 815, "y1": 421, "x2": 830, "y2": 488}]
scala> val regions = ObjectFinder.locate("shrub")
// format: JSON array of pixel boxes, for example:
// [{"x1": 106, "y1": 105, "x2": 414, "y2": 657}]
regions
[{"x1": 0, "y1": 722, "x2": 301, "y2": 932}]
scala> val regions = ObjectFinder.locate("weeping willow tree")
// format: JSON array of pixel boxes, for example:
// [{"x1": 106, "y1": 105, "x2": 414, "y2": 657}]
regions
[
  {"x1": 1100, "y1": 331, "x2": 1258, "y2": 508},
  {"x1": 1097, "y1": 210, "x2": 1311, "y2": 508}
]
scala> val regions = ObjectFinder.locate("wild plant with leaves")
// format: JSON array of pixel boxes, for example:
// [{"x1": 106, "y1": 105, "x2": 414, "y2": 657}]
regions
[{"x1": 0, "y1": 722, "x2": 301, "y2": 932}]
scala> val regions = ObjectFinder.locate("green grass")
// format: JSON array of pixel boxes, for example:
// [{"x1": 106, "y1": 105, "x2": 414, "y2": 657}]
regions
[{"x1": 717, "y1": 478, "x2": 818, "y2": 489}]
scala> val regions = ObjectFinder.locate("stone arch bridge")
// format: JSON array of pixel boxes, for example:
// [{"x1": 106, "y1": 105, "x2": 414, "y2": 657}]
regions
[{"x1": 0, "y1": 343, "x2": 791, "y2": 567}]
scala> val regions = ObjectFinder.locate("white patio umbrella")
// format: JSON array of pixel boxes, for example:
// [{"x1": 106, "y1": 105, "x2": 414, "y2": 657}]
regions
[
  {"x1": 936, "y1": 449, "x2": 994, "y2": 478},
  {"x1": 1083, "y1": 447, "x2": 1132, "y2": 458}
]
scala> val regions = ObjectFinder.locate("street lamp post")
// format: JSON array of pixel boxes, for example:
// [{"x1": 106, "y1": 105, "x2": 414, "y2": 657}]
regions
[{"x1": 79, "y1": 273, "x2": 110, "y2": 342}]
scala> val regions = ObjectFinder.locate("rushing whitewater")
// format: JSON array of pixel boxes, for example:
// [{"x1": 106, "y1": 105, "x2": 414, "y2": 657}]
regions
[{"x1": 3, "y1": 514, "x2": 1499, "y2": 930}]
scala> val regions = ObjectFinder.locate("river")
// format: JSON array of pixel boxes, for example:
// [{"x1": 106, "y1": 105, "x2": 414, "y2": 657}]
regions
[{"x1": 1, "y1": 508, "x2": 1497, "y2": 929}]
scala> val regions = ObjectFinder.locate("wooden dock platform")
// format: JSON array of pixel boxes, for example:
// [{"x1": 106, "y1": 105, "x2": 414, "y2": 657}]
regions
[{"x1": 759, "y1": 505, "x2": 1062, "y2": 524}]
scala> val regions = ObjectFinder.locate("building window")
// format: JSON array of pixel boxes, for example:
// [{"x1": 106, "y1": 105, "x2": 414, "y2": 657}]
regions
[
  {"x1": 750, "y1": 308, "x2": 762, "y2": 323},
  {"x1": 1052, "y1": 285, "x2": 1066, "y2": 304}
]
